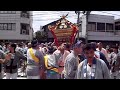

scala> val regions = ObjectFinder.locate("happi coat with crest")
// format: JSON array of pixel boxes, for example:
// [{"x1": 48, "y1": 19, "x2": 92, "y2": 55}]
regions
[{"x1": 76, "y1": 57, "x2": 110, "y2": 79}]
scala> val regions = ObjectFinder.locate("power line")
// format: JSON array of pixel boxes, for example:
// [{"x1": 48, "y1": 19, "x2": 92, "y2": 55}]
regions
[
  {"x1": 33, "y1": 11, "x2": 120, "y2": 31},
  {"x1": 1, "y1": 11, "x2": 120, "y2": 18},
  {"x1": 33, "y1": 16, "x2": 77, "y2": 21},
  {"x1": 32, "y1": 11, "x2": 76, "y2": 16},
  {"x1": 0, "y1": 11, "x2": 78, "y2": 21}
]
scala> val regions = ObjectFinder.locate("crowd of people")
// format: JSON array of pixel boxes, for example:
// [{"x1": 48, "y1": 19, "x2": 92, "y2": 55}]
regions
[{"x1": 0, "y1": 39, "x2": 120, "y2": 79}]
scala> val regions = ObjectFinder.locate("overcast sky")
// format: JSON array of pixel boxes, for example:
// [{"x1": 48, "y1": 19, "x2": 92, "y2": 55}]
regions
[{"x1": 33, "y1": 11, "x2": 120, "y2": 32}]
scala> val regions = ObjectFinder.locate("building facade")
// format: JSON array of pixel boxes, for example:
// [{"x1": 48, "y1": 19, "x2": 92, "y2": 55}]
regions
[
  {"x1": 79, "y1": 14, "x2": 120, "y2": 46},
  {"x1": 42, "y1": 19, "x2": 61, "y2": 42},
  {"x1": 0, "y1": 11, "x2": 33, "y2": 43}
]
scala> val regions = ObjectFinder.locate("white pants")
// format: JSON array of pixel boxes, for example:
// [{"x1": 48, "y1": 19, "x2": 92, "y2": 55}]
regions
[
  {"x1": 6, "y1": 73, "x2": 17, "y2": 79},
  {"x1": 27, "y1": 76, "x2": 40, "y2": 79},
  {"x1": 110, "y1": 71, "x2": 120, "y2": 79}
]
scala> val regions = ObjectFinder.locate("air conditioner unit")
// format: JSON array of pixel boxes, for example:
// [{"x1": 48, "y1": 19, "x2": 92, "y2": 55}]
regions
[
  {"x1": 22, "y1": 29, "x2": 26, "y2": 34},
  {"x1": 22, "y1": 13, "x2": 28, "y2": 18}
]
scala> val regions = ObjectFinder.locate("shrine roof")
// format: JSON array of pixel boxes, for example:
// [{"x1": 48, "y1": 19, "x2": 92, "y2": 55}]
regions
[{"x1": 42, "y1": 17, "x2": 74, "y2": 29}]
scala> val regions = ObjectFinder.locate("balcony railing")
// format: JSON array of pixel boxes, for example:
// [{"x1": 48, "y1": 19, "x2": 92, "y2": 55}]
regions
[
  {"x1": 87, "y1": 30, "x2": 120, "y2": 36},
  {"x1": 87, "y1": 29, "x2": 119, "y2": 32}
]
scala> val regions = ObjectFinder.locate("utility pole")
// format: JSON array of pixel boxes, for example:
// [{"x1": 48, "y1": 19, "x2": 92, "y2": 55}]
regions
[
  {"x1": 75, "y1": 11, "x2": 80, "y2": 41},
  {"x1": 86, "y1": 11, "x2": 91, "y2": 43},
  {"x1": 83, "y1": 11, "x2": 91, "y2": 44}
]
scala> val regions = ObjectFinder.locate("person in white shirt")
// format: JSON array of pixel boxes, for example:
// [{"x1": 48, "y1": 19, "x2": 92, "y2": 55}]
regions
[
  {"x1": 76, "y1": 43, "x2": 110, "y2": 79},
  {"x1": 96, "y1": 42, "x2": 109, "y2": 61},
  {"x1": 63, "y1": 41, "x2": 83, "y2": 79},
  {"x1": 110, "y1": 46, "x2": 119, "y2": 79}
]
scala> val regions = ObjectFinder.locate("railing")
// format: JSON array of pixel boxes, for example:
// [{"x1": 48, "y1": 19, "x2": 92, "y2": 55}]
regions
[
  {"x1": 88, "y1": 30, "x2": 118, "y2": 32},
  {"x1": 87, "y1": 29, "x2": 120, "y2": 36}
]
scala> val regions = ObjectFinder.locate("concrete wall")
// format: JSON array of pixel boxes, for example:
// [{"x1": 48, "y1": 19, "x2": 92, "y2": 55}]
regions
[
  {"x1": 0, "y1": 11, "x2": 33, "y2": 41},
  {"x1": 87, "y1": 31, "x2": 120, "y2": 41},
  {"x1": 81, "y1": 15, "x2": 87, "y2": 38},
  {"x1": 88, "y1": 35, "x2": 120, "y2": 41},
  {"x1": 88, "y1": 14, "x2": 114, "y2": 23},
  {"x1": 80, "y1": 14, "x2": 120, "y2": 41}
]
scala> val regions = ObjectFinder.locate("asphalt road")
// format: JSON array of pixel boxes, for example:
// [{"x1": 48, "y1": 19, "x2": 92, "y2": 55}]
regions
[
  {"x1": 2, "y1": 69, "x2": 120, "y2": 79},
  {"x1": 3, "y1": 68, "x2": 27, "y2": 79}
]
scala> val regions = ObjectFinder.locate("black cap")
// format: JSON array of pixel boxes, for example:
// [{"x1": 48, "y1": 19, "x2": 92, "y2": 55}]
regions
[
  {"x1": 11, "y1": 43, "x2": 16, "y2": 49},
  {"x1": 31, "y1": 39, "x2": 38, "y2": 47},
  {"x1": 48, "y1": 46, "x2": 55, "y2": 54},
  {"x1": 90, "y1": 42, "x2": 97, "y2": 51}
]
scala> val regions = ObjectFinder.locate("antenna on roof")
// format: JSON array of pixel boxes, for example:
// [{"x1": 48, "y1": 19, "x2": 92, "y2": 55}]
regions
[
  {"x1": 60, "y1": 12, "x2": 69, "y2": 18},
  {"x1": 65, "y1": 12, "x2": 69, "y2": 17}
]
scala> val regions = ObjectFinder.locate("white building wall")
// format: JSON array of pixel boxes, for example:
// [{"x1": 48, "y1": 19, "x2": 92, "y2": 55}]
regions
[
  {"x1": 88, "y1": 35, "x2": 120, "y2": 41},
  {"x1": 88, "y1": 14, "x2": 114, "y2": 23},
  {"x1": 0, "y1": 11, "x2": 33, "y2": 41},
  {"x1": 81, "y1": 15, "x2": 87, "y2": 38},
  {"x1": 29, "y1": 11, "x2": 33, "y2": 41},
  {"x1": 80, "y1": 14, "x2": 120, "y2": 41}
]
